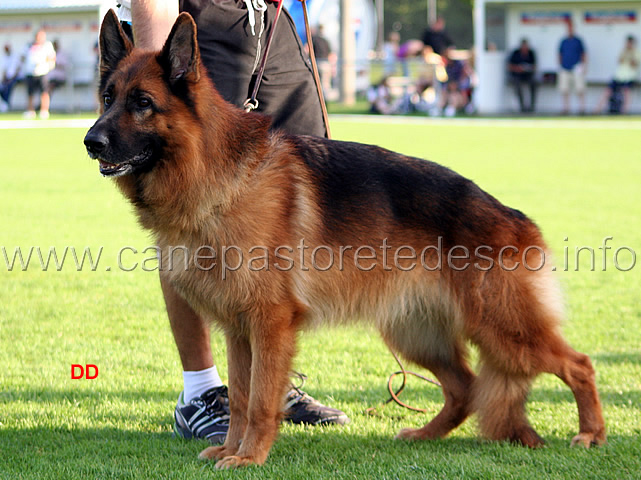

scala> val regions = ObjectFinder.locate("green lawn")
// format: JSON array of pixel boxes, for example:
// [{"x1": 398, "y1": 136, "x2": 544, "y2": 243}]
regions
[{"x1": 1, "y1": 117, "x2": 640, "y2": 479}]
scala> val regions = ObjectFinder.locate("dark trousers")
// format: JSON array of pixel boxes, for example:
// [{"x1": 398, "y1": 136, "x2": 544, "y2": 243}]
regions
[
  {"x1": 180, "y1": 0, "x2": 326, "y2": 137},
  {"x1": 1, "y1": 77, "x2": 19, "y2": 104},
  {"x1": 511, "y1": 75, "x2": 537, "y2": 113}
]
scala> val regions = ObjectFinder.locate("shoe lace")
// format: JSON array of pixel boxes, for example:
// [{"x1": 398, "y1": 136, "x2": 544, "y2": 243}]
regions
[
  {"x1": 199, "y1": 386, "x2": 230, "y2": 421},
  {"x1": 285, "y1": 373, "x2": 316, "y2": 410}
]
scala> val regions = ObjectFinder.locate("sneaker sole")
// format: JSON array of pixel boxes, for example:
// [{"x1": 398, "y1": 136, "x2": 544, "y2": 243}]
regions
[
  {"x1": 174, "y1": 419, "x2": 227, "y2": 444},
  {"x1": 283, "y1": 413, "x2": 350, "y2": 426}
]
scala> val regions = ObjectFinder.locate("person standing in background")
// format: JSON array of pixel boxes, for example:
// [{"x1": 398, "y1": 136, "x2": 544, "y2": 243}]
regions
[
  {"x1": 382, "y1": 31, "x2": 400, "y2": 76},
  {"x1": 311, "y1": 25, "x2": 336, "y2": 100},
  {"x1": 558, "y1": 21, "x2": 586, "y2": 115},
  {"x1": 48, "y1": 39, "x2": 70, "y2": 93},
  {"x1": 23, "y1": 29, "x2": 56, "y2": 119},
  {"x1": 421, "y1": 17, "x2": 453, "y2": 57}
]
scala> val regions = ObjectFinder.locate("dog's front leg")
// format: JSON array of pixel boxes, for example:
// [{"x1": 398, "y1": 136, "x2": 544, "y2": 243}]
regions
[
  {"x1": 199, "y1": 331, "x2": 252, "y2": 461},
  {"x1": 214, "y1": 303, "x2": 300, "y2": 469}
]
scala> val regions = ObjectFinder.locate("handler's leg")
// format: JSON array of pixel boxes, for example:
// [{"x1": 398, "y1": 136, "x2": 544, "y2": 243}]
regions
[
  {"x1": 161, "y1": 276, "x2": 213, "y2": 372},
  {"x1": 161, "y1": 277, "x2": 231, "y2": 444}
]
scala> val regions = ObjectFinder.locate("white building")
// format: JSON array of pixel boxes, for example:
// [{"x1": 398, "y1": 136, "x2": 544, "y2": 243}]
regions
[
  {"x1": 474, "y1": 0, "x2": 641, "y2": 113},
  {"x1": 0, "y1": 0, "x2": 111, "y2": 112}
]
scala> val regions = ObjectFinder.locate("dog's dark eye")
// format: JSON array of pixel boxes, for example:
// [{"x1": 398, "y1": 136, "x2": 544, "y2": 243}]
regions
[
  {"x1": 137, "y1": 98, "x2": 151, "y2": 109},
  {"x1": 103, "y1": 94, "x2": 113, "y2": 107}
]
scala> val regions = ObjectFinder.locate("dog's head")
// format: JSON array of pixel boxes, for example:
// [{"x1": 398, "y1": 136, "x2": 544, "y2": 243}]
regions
[{"x1": 84, "y1": 10, "x2": 202, "y2": 177}]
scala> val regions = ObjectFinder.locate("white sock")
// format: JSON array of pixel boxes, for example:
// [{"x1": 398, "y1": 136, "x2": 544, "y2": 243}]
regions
[{"x1": 182, "y1": 366, "x2": 223, "y2": 403}]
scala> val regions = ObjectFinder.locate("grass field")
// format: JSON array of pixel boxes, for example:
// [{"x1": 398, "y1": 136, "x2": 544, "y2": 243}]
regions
[{"x1": 1, "y1": 116, "x2": 640, "y2": 479}]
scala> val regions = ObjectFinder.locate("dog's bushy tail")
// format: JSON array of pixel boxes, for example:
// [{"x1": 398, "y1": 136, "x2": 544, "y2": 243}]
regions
[{"x1": 473, "y1": 360, "x2": 543, "y2": 446}]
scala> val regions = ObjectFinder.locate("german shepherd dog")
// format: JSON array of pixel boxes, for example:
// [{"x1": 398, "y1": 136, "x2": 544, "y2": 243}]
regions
[{"x1": 85, "y1": 10, "x2": 605, "y2": 469}]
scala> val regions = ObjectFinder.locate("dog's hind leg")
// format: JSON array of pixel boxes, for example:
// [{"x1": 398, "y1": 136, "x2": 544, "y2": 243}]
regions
[
  {"x1": 473, "y1": 339, "x2": 605, "y2": 448},
  {"x1": 544, "y1": 343, "x2": 606, "y2": 447},
  {"x1": 470, "y1": 264, "x2": 605, "y2": 447},
  {"x1": 470, "y1": 267, "x2": 606, "y2": 447},
  {"x1": 395, "y1": 343, "x2": 476, "y2": 441}
]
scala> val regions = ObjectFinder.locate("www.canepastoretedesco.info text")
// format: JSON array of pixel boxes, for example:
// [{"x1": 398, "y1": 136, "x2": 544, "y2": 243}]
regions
[{"x1": 1, "y1": 238, "x2": 636, "y2": 276}]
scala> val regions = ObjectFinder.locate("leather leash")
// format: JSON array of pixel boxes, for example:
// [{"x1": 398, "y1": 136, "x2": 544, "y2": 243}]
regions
[
  {"x1": 298, "y1": 0, "x2": 331, "y2": 138},
  {"x1": 244, "y1": 0, "x2": 284, "y2": 113},
  {"x1": 367, "y1": 349, "x2": 442, "y2": 416},
  {"x1": 244, "y1": 0, "x2": 331, "y2": 139}
]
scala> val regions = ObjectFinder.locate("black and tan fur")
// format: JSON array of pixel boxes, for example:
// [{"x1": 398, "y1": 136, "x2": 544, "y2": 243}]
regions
[{"x1": 85, "y1": 11, "x2": 605, "y2": 469}]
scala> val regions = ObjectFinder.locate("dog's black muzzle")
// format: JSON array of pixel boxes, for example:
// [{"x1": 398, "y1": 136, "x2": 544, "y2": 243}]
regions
[{"x1": 84, "y1": 128, "x2": 109, "y2": 159}]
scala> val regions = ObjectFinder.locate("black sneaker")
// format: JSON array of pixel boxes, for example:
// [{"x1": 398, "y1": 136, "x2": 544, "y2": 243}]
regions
[
  {"x1": 283, "y1": 386, "x2": 350, "y2": 426},
  {"x1": 173, "y1": 386, "x2": 230, "y2": 444},
  {"x1": 174, "y1": 383, "x2": 349, "y2": 444}
]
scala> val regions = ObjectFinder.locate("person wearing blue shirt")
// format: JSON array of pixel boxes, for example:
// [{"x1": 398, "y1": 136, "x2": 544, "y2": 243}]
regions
[{"x1": 558, "y1": 21, "x2": 587, "y2": 114}]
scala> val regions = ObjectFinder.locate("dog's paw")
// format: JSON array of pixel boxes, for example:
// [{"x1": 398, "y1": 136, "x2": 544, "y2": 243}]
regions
[
  {"x1": 214, "y1": 455, "x2": 257, "y2": 470},
  {"x1": 198, "y1": 446, "x2": 237, "y2": 461},
  {"x1": 395, "y1": 427, "x2": 426, "y2": 441},
  {"x1": 570, "y1": 431, "x2": 606, "y2": 448},
  {"x1": 510, "y1": 426, "x2": 545, "y2": 448}
]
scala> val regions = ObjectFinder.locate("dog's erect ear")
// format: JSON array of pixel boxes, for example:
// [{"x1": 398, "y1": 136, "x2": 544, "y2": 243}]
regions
[
  {"x1": 99, "y1": 9, "x2": 133, "y2": 78},
  {"x1": 160, "y1": 13, "x2": 201, "y2": 84}
]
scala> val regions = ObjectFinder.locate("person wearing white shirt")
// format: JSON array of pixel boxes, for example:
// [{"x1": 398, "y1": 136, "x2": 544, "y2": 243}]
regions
[{"x1": 23, "y1": 29, "x2": 56, "y2": 119}]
